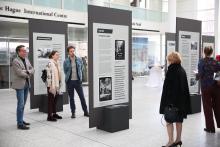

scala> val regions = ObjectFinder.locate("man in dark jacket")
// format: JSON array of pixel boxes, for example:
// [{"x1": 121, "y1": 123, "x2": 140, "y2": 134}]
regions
[{"x1": 63, "y1": 46, "x2": 89, "y2": 118}]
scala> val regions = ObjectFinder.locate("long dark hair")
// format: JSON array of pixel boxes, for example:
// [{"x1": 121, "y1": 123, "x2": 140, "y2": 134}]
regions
[{"x1": 48, "y1": 51, "x2": 58, "y2": 59}]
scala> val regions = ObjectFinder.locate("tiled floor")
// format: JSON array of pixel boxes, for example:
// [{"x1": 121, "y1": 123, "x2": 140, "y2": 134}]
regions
[{"x1": 0, "y1": 77, "x2": 219, "y2": 147}]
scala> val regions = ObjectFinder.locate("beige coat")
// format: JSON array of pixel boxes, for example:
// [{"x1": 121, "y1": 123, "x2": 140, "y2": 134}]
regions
[
  {"x1": 46, "y1": 59, "x2": 61, "y2": 95},
  {"x1": 11, "y1": 57, "x2": 34, "y2": 89}
]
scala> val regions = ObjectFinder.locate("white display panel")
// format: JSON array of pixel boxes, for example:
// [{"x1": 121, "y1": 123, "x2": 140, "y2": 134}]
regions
[
  {"x1": 179, "y1": 31, "x2": 200, "y2": 94},
  {"x1": 33, "y1": 32, "x2": 66, "y2": 95},
  {"x1": 93, "y1": 23, "x2": 129, "y2": 108}
]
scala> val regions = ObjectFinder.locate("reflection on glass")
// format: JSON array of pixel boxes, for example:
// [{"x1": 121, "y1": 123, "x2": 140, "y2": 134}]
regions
[
  {"x1": 0, "y1": 41, "x2": 9, "y2": 89},
  {"x1": 132, "y1": 37, "x2": 148, "y2": 76},
  {"x1": 132, "y1": 35, "x2": 161, "y2": 76}
]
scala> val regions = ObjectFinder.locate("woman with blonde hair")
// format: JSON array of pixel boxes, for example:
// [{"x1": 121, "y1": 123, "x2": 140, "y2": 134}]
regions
[
  {"x1": 160, "y1": 51, "x2": 191, "y2": 147},
  {"x1": 46, "y1": 50, "x2": 62, "y2": 121}
]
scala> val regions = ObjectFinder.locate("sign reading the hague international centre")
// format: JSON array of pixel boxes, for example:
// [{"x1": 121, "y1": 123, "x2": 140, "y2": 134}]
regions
[
  {"x1": 93, "y1": 23, "x2": 129, "y2": 108},
  {"x1": 178, "y1": 31, "x2": 200, "y2": 93},
  {"x1": 33, "y1": 33, "x2": 66, "y2": 95},
  {"x1": 0, "y1": 1, "x2": 85, "y2": 23}
]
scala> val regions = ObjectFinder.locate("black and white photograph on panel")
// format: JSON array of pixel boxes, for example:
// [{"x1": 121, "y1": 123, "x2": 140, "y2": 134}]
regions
[
  {"x1": 37, "y1": 48, "x2": 52, "y2": 58},
  {"x1": 115, "y1": 40, "x2": 125, "y2": 60},
  {"x1": 191, "y1": 41, "x2": 198, "y2": 50},
  {"x1": 190, "y1": 77, "x2": 197, "y2": 86},
  {"x1": 99, "y1": 77, "x2": 112, "y2": 101}
]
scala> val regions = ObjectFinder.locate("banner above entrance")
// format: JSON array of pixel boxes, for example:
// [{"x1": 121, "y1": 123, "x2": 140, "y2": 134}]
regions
[{"x1": 0, "y1": 1, "x2": 86, "y2": 24}]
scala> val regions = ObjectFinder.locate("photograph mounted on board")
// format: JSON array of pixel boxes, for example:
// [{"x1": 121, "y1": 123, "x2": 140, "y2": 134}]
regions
[
  {"x1": 191, "y1": 42, "x2": 198, "y2": 50},
  {"x1": 99, "y1": 77, "x2": 112, "y2": 101},
  {"x1": 115, "y1": 40, "x2": 125, "y2": 60},
  {"x1": 37, "y1": 48, "x2": 52, "y2": 58}
]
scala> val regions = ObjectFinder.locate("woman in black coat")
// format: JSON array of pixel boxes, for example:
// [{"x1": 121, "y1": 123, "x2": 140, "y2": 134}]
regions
[{"x1": 160, "y1": 52, "x2": 191, "y2": 147}]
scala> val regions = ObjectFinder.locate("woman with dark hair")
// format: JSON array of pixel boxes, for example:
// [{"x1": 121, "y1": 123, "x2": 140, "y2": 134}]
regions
[
  {"x1": 160, "y1": 51, "x2": 191, "y2": 147},
  {"x1": 46, "y1": 51, "x2": 62, "y2": 121},
  {"x1": 197, "y1": 47, "x2": 220, "y2": 133}
]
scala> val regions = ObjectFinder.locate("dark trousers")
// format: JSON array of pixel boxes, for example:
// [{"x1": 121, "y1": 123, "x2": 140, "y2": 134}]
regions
[
  {"x1": 201, "y1": 84, "x2": 220, "y2": 130},
  {"x1": 212, "y1": 84, "x2": 220, "y2": 127},
  {"x1": 67, "y1": 80, "x2": 88, "y2": 114},
  {"x1": 47, "y1": 87, "x2": 57, "y2": 117}
]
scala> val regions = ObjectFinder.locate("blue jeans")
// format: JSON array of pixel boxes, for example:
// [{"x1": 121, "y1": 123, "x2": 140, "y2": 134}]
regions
[
  {"x1": 16, "y1": 82, "x2": 29, "y2": 125},
  {"x1": 67, "y1": 80, "x2": 88, "y2": 113}
]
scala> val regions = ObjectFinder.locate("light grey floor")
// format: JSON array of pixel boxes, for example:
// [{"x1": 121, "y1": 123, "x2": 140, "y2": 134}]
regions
[{"x1": 0, "y1": 77, "x2": 219, "y2": 147}]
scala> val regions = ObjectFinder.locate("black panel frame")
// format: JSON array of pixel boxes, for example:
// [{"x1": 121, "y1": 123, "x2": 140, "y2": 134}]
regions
[
  {"x1": 29, "y1": 19, "x2": 68, "y2": 110},
  {"x1": 88, "y1": 5, "x2": 132, "y2": 128}
]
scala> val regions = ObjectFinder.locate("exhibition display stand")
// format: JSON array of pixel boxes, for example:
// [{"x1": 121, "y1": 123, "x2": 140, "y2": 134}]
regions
[{"x1": 98, "y1": 105, "x2": 129, "y2": 133}]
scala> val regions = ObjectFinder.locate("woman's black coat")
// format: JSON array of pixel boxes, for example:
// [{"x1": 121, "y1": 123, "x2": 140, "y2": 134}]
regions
[{"x1": 159, "y1": 63, "x2": 191, "y2": 118}]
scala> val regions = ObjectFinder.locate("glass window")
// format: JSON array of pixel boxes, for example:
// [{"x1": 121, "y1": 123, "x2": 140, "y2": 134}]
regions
[
  {"x1": 1, "y1": 0, "x2": 32, "y2": 4},
  {"x1": 132, "y1": 33, "x2": 161, "y2": 76},
  {"x1": 34, "y1": 0, "x2": 62, "y2": 9},
  {"x1": 162, "y1": 0, "x2": 168, "y2": 12},
  {"x1": 0, "y1": 40, "x2": 9, "y2": 89},
  {"x1": 197, "y1": 0, "x2": 215, "y2": 35},
  {"x1": 64, "y1": 0, "x2": 87, "y2": 12}
]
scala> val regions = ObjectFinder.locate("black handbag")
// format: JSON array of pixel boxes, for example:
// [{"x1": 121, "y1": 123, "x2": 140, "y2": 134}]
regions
[{"x1": 164, "y1": 104, "x2": 179, "y2": 123}]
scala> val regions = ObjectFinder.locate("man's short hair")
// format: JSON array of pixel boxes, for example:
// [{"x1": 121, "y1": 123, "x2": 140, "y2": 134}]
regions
[
  {"x1": 167, "y1": 51, "x2": 181, "y2": 64},
  {"x1": 16, "y1": 45, "x2": 25, "y2": 54},
  {"x1": 67, "y1": 46, "x2": 75, "y2": 52}
]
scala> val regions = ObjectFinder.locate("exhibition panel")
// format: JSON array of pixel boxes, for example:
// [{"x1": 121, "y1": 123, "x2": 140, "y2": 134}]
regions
[
  {"x1": 29, "y1": 19, "x2": 68, "y2": 111},
  {"x1": 176, "y1": 17, "x2": 202, "y2": 114},
  {"x1": 88, "y1": 5, "x2": 132, "y2": 130}
]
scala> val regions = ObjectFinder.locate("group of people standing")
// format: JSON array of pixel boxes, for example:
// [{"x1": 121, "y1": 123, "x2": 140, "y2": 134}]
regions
[
  {"x1": 12, "y1": 45, "x2": 89, "y2": 130},
  {"x1": 160, "y1": 47, "x2": 220, "y2": 147},
  {"x1": 11, "y1": 44, "x2": 220, "y2": 146}
]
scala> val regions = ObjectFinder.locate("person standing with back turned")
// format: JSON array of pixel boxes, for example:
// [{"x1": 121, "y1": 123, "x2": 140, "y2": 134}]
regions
[
  {"x1": 160, "y1": 51, "x2": 191, "y2": 147},
  {"x1": 63, "y1": 46, "x2": 89, "y2": 118},
  {"x1": 197, "y1": 47, "x2": 220, "y2": 133},
  {"x1": 12, "y1": 45, "x2": 34, "y2": 130}
]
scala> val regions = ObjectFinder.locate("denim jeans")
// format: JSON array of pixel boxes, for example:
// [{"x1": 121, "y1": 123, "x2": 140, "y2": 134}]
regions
[
  {"x1": 16, "y1": 82, "x2": 29, "y2": 125},
  {"x1": 67, "y1": 80, "x2": 88, "y2": 113}
]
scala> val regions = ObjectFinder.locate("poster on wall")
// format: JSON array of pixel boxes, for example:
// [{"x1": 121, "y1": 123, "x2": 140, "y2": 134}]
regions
[
  {"x1": 167, "y1": 41, "x2": 175, "y2": 55},
  {"x1": 33, "y1": 32, "x2": 66, "y2": 95},
  {"x1": 179, "y1": 31, "x2": 200, "y2": 93},
  {"x1": 93, "y1": 23, "x2": 129, "y2": 108}
]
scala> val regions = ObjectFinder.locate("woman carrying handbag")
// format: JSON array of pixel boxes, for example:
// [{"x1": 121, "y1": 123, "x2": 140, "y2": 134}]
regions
[{"x1": 159, "y1": 51, "x2": 191, "y2": 147}]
